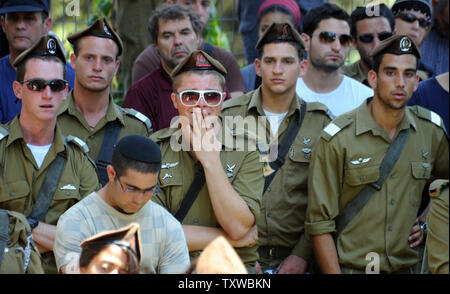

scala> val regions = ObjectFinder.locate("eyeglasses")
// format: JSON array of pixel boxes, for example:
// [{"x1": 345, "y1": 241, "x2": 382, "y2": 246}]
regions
[
  {"x1": 358, "y1": 32, "x2": 393, "y2": 43},
  {"x1": 116, "y1": 176, "x2": 160, "y2": 196},
  {"x1": 176, "y1": 90, "x2": 224, "y2": 107},
  {"x1": 397, "y1": 12, "x2": 431, "y2": 28},
  {"x1": 315, "y1": 31, "x2": 352, "y2": 46},
  {"x1": 20, "y1": 79, "x2": 68, "y2": 92}
]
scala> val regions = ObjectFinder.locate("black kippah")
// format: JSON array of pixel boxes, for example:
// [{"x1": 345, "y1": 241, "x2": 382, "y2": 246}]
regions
[{"x1": 116, "y1": 135, "x2": 161, "y2": 164}]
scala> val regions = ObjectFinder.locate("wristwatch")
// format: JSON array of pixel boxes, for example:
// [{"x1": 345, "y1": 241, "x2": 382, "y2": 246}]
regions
[
  {"x1": 26, "y1": 217, "x2": 39, "y2": 231},
  {"x1": 419, "y1": 221, "x2": 427, "y2": 235}
]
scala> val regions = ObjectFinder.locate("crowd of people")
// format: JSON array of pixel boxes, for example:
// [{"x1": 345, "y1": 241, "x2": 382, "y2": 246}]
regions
[{"x1": 0, "y1": 0, "x2": 448, "y2": 275}]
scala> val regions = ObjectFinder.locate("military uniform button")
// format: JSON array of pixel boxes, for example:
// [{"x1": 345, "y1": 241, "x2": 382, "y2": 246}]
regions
[
  {"x1": 9, "y1": 192, "x2": 15, "y2": 197},
  {"x1": 88, "y1": 135, "x2": 94, "y2": 140},
  {"x1": 267, "y1": 212, "x2": 272, "y2": 217},
  {"x1": 390, "y1": 199, "x2": 395, "y2": 205},
  {"x1": 193, "y1": 218, "x2": 199, "y2": 224},
  {"x1": 360, "y1": 176, "x2": 365, "y2": 182},
  {"x1": 66, "y1": 192, "x2": 72, "y2": 196},
  {"x1": 388, "y1": 226, "x2": 392, "y2": 231},
  {"x1": 267, "y1": 187, "x2": 271, "y2": 192}
]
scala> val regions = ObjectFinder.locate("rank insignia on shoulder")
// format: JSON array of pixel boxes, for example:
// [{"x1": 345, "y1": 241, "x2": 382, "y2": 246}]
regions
[{"x1": 323, "y1": 122, "x2": 341, "y2": 137}]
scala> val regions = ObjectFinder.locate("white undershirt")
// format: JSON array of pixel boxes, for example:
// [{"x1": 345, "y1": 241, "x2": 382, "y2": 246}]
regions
[
  {"x1": 263, "y1": 109, "x2": 288, "y2": 136},
  {"x1": 27, "y1": 143, "x2": 52, "y2": 168}
]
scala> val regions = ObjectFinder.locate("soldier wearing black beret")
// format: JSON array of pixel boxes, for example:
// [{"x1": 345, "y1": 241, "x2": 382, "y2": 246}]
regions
[
  {"x1": 54, "y1": 135, "x2": 191, "y2": 274},
  {"x1": 57, "y1": 17, "x2": 153, "y2": 187},
  {"x1": 0, "y1": 34, "x2": 100, "y2": 274},
  {"x1": 306, "y1": 33, "x2": 448, "y2": 274}
]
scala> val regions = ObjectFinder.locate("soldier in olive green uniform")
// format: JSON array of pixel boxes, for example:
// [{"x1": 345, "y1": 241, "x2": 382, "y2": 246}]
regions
[
  {"x1": 151, "y1": 50, "x2": 263, "y2": 273},
  {"x1": 426, "y1": 179, "x2": 449, "y2": 274},
  {"x1": 57, "y1": 18, "x2": 152, "y2": 186},
  {"x1": 221, "y1": 23, "x2": 331, "y2": 274},
  {"x1": 0, "y1": 35, "x2": 100, "y2": 273},
  {"x1": 306, "y1": 35, "x2": 449, "y2": 274}
]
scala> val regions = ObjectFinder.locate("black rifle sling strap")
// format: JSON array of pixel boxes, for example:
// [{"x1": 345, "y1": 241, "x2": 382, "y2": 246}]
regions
[
  {"x1": 335, "y1": 128, "x2": 411, "y2": 238},
  {"x1": 174, "y1": 166, "x2": 206, "y2": 223},
  {"x1": 0, "y1": 209, "x2": 9, "y2": 264},
  {"x1": 96, "y1": 107, "x2": 124, "y2": 186},
  {"x1": 29, "y1": 153, "x2": 66, "y2": 222},
  {"x1": 263, "y1": 100, "x2": 307, "y2": 193}
]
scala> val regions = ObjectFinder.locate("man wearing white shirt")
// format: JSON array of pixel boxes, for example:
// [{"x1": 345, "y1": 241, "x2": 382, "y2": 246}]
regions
[{"x1": 296, "y1": 3, "x2": 373, "y2": 118}]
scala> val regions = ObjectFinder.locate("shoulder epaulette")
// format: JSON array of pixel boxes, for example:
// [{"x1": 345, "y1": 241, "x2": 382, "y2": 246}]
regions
[
  {"x1": 0, "y1": 126, "x2": 8, "y2": 141},
  {"x1": 429, "y1": 179, "x2": 449, "y2": 198},
  {"x1": 65, "y1": 135, "x2": 90, "y2": 154},
  {"x1": 222, "y1": 94, "x2": 251, "y2": 110},
  {"x1": 123, "y1": 108, "x2": 153, "y2": 134},
  {"x1": 305, "y1": 102, "x2": 335, "y2": 119},
  {"x1": 411, "y1": 105, "x2": 444, "y2": 128},
  {"x1": 320, "y1": 115, "x2": 353, "y2": 142},
  {"x1": 150, "y1": 127, "x2": 176, "y2": 144}
]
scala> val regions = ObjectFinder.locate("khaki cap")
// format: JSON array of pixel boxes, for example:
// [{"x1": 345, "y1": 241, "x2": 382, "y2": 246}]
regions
[
  {"x1": 67, "y1": 17, "x2": 123, "y2": 56},
  {"x1": 170, "y1": 50, "x2": 227, "y2": 78},
  {"x1": 370, "y1": 34, "x2": 421, "y2": 59},
  {"x1": 255, "y1": 22, "x2": 306, "y2": 50},
  {"x1": 80, "y1": 223, "x2": 142, "y2": 264},
  {"x1": 13, "y1": 35, "x2": 66, "y2": 67}
]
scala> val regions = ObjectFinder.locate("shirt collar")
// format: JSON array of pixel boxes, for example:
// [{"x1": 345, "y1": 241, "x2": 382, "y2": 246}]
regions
[
  {"x1": 247, "y1": 86, "x2": 302, "y2": 118},
  {"x1": 355, "y1": 98, "x2": 417, "y2": 136}
]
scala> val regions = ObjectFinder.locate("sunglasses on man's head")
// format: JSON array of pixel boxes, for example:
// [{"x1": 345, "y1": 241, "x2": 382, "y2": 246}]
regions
[
  {"x1": 358, "y1": 32, "x2": 393, "y2": 43},
  {"x1": 316, "y1": 31, "x2": 352, "y2": 46},
  {"x1": 20, "y1": 79, "x2": 68, "y2": 92},
  {"x1": 176, "y1": 90, "x2": 224, "y2": 107},
  {"x1": 397, "y1": 12, "x2": 431, "y2": 28}
]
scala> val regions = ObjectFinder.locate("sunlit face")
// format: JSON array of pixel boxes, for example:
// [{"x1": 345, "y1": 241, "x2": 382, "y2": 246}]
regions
[
  {"x1": 394, "y1": 9, "x2": 430, "y2": 46},
  {"x1": 13, "y1": 58, "x2": 68, "y2": 122},
  {"x1": 70, "y1": 36, "x2": 120, "y2": 92},
  {"x1": 307, "y1": 18, "x2": 351, "y2": 73},
  {"x1": 255, "y1": 42, "x2": 303, "y2": 96},
  {"x1": 1, "y1": 12, "x2": 51, "y2": 56},
  {"x1": 171, "y1": 72, "x2": 224, "y2": 126},
  {"x1": 369, "y1": 53, "x2": 419, "y2": 110},
  {"x1": 156, "y1": 17, "x2": 199, "y2": 71},
  {"x1": 354, "y1": 17, "x2": 392, "y2": 68},
  {"x1": 80, "y1": 244, "x2": 129, "y2": 274}
]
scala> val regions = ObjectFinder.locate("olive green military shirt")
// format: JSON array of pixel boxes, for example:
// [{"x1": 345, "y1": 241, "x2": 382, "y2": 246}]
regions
[
  {"x1": 341, "y1": 61, "x2": 369, "y2": 86},
  {"x1": 221, "y1": 88, "x2": 331, "y2": 264},
  {"x1": 426, "y1": 179, "x2": 449, "y2": 274},
  {"x1": 0, "y1": 117, "x2": 100, "y2": 273},
  {"x1": 57, "y1": 91, "x2": 152, "y2": 162},
  {"x1": 150, "y1": 122, "x2": 264, "y2": 268},
  {"x1": 306, "y1": 99, "x2": 449, "y2": 273}
]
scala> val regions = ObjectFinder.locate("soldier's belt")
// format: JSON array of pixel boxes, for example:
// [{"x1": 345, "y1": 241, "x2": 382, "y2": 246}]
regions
[{"x1": 258, "y1": 246, "x2": 292, "y2": 260}]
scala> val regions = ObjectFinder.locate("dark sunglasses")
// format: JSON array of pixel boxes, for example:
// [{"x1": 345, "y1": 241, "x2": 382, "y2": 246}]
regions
[
  {"x1": 176, "y1": 90, "x2": 224, "y2": 107},
  {"x1": 20, "y1": 79, "x2": 68, "y2": 92},
  {"x1": 316, "y1": 31, "x2": 352, "y2": 46},
  {"x1": 358, "y1": 32, "x2": 393, "y2": 43},
  {"x1": 397, "y1": 12, "x2": 431, "y2": 28}
]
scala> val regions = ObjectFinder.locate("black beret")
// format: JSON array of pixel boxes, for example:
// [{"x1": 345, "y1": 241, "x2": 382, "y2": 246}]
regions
[
  {"x1": 13, "y1": 35, "x2": 66, "y2": 67},
  {"x1": 370, "y1": 34, "x2": 421, "y2": 59},
  {"x1": 67, "y1": 17, "x2": 123, "y2": 56},
  {"x1": 171, "y1": 50, "x2": 227, "y2": 78},
  {"x1": 115, "y1": 135, "x2": 161, "y2": 164},
  {"x1": 255, "y1": 22, "x2": 306, "y2": 50}
]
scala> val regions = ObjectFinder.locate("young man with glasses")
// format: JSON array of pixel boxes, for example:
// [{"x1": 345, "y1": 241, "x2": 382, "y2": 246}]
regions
[
  {"x1": 54, "y1": 135, "x2": 190, "y2": 274},
  {"x1": 151, "y1": 50, "x2": 264, "y2": 274},
  {"x1": 341, "y1": 4, "x2": 395, "y2": 86},
  {"x1": 57, "y1": 18, "x2": 152, "y2": 187},
  {"x1": 392, "y1": 0, "x2": 434, "y2": 80},
  {"x1": 0, "y1": 0, "x2": 76, "y2": 125},
  {"x1": 222, "y1": 22, "x2": 331, "y2": 274},
  {"x1": 0, "y1": 35, "x2": 100, "y2": 273},
  {"x1": 296, "y1": 3, "x2": 373, "y2": 118}
]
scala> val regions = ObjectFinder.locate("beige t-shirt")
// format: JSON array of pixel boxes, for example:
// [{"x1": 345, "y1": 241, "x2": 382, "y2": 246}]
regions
[{"x1": 54, "y1": 191, "x2": 190, "y2": 274}]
